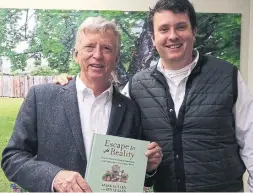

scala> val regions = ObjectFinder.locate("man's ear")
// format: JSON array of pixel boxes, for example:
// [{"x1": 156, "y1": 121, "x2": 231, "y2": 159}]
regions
[
  {"x1": 74, "y1": 49, "x2": 79, "y2": 63},
  {"x1": 193, "y1": 27, "x2": 197, "y2": 37},
  {"x1": 74, "y1": 49, "x2": 78, "y2": 57},
  {"x1": 152, "y1": 37, "x2": 156, "y2": 47},
  {"x1": 192, "y1": 27, "x2": 197, "y2": 44},
  {"x1": 113, "y1": 56, "x2": 118, "y2": 71}
]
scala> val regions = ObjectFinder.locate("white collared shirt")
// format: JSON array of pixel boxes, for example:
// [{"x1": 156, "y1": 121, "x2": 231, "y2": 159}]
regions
[
  {"x1": 51, "y1": 76, "x2": 113, "y2": 191},
  {"x1": 156, "y1": 51, "x2": 199, "y2": 114},
  {"x1": 76, "y1": 76, "x2": 113, "y2": 159},
  {"x1": 121, "y1": 50, "x2": 253, "y2": 192}
]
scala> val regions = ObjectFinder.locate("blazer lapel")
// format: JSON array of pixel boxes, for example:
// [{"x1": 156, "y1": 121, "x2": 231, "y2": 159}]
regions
[
  {"x1": 62, "y1": 79, "x2": 86, "y2": 162},
  {"x1": 107, "y1": 88, "x2": 126, "y2": 136}
]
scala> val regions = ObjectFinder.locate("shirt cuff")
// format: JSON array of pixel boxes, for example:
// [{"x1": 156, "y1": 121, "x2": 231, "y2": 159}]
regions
[
  {"x1": 51, "y1": 170, "x2": 62, "y2": 192},
  {"x1": 51, "y1": 177, "x2": 56, "y2": 192},
  {"x1": 145, "y1": 169, "x2": 157, "y2": 178}
]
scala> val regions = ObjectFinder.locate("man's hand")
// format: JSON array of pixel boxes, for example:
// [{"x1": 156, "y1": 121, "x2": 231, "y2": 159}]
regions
[
  {"x1": 145, "y1": 142, "x2": 163, "y2": 173},
  {"x1": 53, "y1": 170, "x2": 92, "y2": 192},
  {"x1": 53, "y1": 73, "x2": 73, "y2": 86}
]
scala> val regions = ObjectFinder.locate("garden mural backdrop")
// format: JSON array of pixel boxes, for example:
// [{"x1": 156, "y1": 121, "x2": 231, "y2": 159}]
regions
[
  {"x1": 0, "y1": 8, "x2": 242, "y2": 192},
  {"x1": 0, "y1": 9, "x2": 241, "y2": 86}
]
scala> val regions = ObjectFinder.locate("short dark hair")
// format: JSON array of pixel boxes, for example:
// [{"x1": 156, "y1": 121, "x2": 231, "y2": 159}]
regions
[{"x1": 148, "y1": 0, "x2": 197, "y2": 37}]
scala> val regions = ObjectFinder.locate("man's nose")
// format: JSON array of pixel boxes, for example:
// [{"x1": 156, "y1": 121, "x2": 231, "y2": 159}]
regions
[
  {"x1": 168, "y1": 29, "x2": 179, "y2": 40},
  {"x1": 92, "y1": 46, "x2": 103, "y2": 59}
]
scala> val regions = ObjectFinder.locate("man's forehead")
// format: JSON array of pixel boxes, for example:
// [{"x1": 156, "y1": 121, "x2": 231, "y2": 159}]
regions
[
  {"x1": 154, "y1": 12, "x2": 190, "y2": 25},
  {"x1": 78, "y1": 30, "x2": 117, "y2": 47},
  {"x1": 154, "y1": 11, "x2": 189, "y2": 20},
  {"x1": 83, "y1": 29, "x2": 116, "y2": 36}
]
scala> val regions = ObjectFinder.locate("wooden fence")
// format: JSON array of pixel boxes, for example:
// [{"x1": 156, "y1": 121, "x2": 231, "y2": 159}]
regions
[{"x1": 0, "y1": 75, "x2": 54, "y2": 98}]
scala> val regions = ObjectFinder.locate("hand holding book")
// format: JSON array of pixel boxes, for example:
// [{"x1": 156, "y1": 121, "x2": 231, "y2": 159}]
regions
[
  {"x1": 53, "y1": 170, "x2": 92, "y2": 192},
  {"x1": 145, "y1": 142, "x2": 163, "y2": 173},
  {"x1": 85, "y1": 134, "x2": 153, "y2": 192}
]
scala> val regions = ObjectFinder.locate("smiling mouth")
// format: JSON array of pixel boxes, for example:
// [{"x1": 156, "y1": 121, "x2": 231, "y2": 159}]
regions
[
  {"x1": 166, "y1": 44, "x2": 183, "y2": 49},
  {"x1": 89, "y1": 64, "x2": 104, "y2": 68}
]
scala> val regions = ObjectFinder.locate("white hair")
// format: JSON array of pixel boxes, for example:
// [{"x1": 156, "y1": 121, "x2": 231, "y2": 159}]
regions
[{"x1": 74, "y1": 16, "x2": 121, "y2": 57}]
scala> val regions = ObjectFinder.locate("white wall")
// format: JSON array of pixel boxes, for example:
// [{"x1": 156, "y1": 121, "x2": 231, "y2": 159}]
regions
[{"x1": 248, "y1": 0, "x2": 253, "y2": 93}]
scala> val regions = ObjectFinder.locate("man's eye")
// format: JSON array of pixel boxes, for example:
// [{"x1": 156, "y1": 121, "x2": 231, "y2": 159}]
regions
[
  {"x1": 177, "y1": 25, "x2": 186, "y2": 30},
  {"x1": 84, "y1": 45, "x2": 94, "y2": 52},
  {"x1": 160, "y1": 28, "x2": 168, "y2": 32},
  {"x1": 103, "y1": 46, "x2": 112, "y2": 53}
]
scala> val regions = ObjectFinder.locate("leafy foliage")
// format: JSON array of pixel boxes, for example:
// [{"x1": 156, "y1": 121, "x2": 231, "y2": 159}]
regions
[
  {"x1": 196, "y1": 13, "x2": 241, "y2": 67},
  {"x1": 68, "y1": 62, "x2": 80, "y2": 75},
  {"x1": 0, "y1": 9, "x2": 29, "y2": 71},
  {"x1": 30, "y1": 66, "x2": 57, "y2": 76},
  {"x1": 0, "y1": 9, "x2": 241, "y2": 83}
]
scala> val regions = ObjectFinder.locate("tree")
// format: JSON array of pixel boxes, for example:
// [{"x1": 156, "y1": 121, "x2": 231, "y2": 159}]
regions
[
  {"x1": 0, "y1": 9, "x2": 29, "y2": 71},
  {"x1": 99, "y1": 11, "x2": 154, "y2": 85},
  {"x1": 196, "y1": 13, "x2": 241, "y2": 67},
  {"x1": 0, "y1": 9, "x2": 241, "y2": 81},
  {"x1": 30, "y1": 66, "x2": 57, "y2": 76}
]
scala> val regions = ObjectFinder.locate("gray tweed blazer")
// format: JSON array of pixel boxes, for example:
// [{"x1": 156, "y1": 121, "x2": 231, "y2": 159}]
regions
[{"x1": 1, "y1": 79, "x2": 141, "y2": 192}]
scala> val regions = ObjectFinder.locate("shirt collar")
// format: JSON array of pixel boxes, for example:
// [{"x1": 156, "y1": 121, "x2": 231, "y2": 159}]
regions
[
  {"x1": 76, "y1": 74, "x2": 113, "y2": 102},
  {"x1": 157, "y1": 49, "x2": 199, "y2": 76}
]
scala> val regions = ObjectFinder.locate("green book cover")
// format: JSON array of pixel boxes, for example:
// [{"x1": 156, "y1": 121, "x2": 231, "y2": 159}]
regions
[{"x1": 85, "y1": 133, "x2": 149, "y2": 192}]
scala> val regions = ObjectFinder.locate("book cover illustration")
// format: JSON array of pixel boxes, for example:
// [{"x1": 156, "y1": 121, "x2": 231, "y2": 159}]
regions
[
  {"x1": 102, "y1": 164, "x2": 129, "y2": 183},
  {"x1": 85, "y1": 133, "x2": 149, "y2": 192}
]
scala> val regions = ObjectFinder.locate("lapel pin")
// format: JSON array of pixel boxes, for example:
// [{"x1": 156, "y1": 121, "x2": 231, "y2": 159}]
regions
[{"x1": 118, "y1": 104, "x2": 121, "y2": 107}]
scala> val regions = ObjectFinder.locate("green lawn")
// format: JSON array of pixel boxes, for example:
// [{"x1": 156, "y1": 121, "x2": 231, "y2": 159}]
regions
[{"x1": 0, "y1": 97, "x2": 23, "y2": 192}]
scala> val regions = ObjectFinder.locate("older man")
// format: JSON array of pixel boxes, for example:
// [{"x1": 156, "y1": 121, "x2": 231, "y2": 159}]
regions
[{"x1": 1, "y1": 17, "x2": 162, "y2": 192}]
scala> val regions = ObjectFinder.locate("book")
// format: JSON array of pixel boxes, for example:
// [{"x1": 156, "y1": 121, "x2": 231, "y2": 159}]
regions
[{"x1": 85, "y1": 133, "x2": 149, "y2": 192}]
